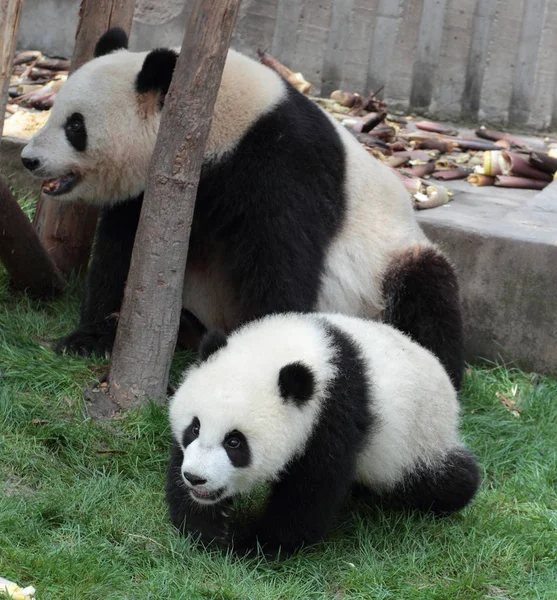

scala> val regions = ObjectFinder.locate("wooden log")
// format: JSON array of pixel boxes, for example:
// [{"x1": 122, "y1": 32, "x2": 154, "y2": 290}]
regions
[
  {"x1": 108, "y1": 0, "x2": 242, "y2": 408},
  {"x1": 0, "y1": 178, "x2": 64, "y2": 297},
  {"x1": 32, "y1": 0, "x2": 136, "y2": 278},
  {"x1": 0, "y1": 0, "x2": 64, "y2": 297}
]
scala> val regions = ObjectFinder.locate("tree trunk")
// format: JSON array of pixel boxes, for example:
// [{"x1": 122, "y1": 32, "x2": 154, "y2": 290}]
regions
[
  {"x1": 108, "y1": 0, "x2": 242, "y2": 408},
  {"x1": 0, "y1": 178, "x2": 64, "y2": 297},
  {"x1": 0, "y1": 0, "x2": 23, "y2": 125},
  {"x1": 0, "y1": 0, "x2": 64, "y2": 298},
  {"x1": 32, "y1": 0, "x2": 136, "y2": 278}
]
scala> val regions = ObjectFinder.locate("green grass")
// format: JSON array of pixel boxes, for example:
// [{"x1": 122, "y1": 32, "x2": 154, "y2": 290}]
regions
[{"x1": 1, "y1": 256, "x2": 556, "y2": 599}]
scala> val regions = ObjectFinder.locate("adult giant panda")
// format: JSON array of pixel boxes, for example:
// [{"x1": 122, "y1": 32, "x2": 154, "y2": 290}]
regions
[
  {"x1": 167, "y1": 313, "x2": 480, "y2": 559},
  {"x1": 21, "y1": 28, "x2": 464, "y2": 388}
]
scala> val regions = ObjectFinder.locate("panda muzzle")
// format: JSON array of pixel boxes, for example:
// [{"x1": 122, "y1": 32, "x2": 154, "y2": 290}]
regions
[{"x1": 42, "y1": 171, "x2": 80, "y2": 196}]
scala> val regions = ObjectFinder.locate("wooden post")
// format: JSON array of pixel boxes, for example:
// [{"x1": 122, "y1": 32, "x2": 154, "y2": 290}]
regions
[
  {"x1": 108, "y1": 0, "x2": 242, "y2": 408},
  {"x1": 0, "y1": 0, "x2": 23, "y2": 123},
  {"x1": 0, "y1": 179, "x2": 65, "y2": 297},
  {"x1": 0, "y1": 0, "x2": 64, "y2": 298},
  {"x1": 32, "y1": 0, "x2": 136, "y2": 278}
]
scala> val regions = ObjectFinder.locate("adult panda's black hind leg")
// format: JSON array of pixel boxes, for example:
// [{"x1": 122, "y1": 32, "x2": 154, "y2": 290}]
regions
[
  {"x1": 382, "y1": 245, "x2": 464, "y2": 390},
  {"x1": 383, "y1": 448, "x2": 481, "y2": 514},
  {"x1": 55, "y1": 196, "x2": 143, "y2": 357}
]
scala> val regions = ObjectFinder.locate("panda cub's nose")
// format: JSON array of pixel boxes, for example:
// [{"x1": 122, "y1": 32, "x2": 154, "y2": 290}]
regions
[
  {"x1": 22, "y1": 157, "x2": 41, "y2": 171},
  {"x1": 183, "y1": 471, "x2": 207, "y2": 486}
]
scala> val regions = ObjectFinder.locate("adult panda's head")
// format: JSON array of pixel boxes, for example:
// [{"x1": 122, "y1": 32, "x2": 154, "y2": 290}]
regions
[
  {"x1": 168, "y1": 316, "x2": 335, "y2": 506},
  {"x1": 20, "y1": 28, "x2": 178, "y2": 205}
]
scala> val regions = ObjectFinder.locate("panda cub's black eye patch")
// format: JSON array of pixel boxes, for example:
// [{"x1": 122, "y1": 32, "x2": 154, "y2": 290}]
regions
[
  {"x1": 182, "y1": 417, "x2": 200, "y2": 448},
  {"x1": 223, "y1": 430, "x2": 250, "y2": 468},
  {"x1": 64, "y1": 112, "x2": 87, "y2": 152}
]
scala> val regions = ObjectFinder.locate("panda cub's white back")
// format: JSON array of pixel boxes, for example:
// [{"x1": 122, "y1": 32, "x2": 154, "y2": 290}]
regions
[{"x1": 166, "y1": 312, "x2": 480, "y2": 559}]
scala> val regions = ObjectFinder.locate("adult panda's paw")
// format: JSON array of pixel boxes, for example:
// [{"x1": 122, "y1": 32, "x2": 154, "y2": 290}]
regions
[{"x1": 55, "y1": 327, "x2": 115, "y2": 358}]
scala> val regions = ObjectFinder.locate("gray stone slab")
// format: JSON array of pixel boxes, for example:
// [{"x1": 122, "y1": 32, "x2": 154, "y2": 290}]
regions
[{"x1": 419, "y1": 179, "x2": 557, "y2": 375}]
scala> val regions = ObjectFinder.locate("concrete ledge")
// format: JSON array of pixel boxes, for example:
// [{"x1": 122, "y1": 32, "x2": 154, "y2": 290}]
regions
[
  {"x1": 419, "y1": 181, "x2": 557, "y2": 375},
  {"x1": 2, "y1": 133, "x2": 555, "y2": 374}
]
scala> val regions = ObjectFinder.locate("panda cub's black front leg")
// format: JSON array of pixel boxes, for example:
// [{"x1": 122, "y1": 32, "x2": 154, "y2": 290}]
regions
[{"x1": 166, "y1": 442, "x2": 231, "y2": 546}]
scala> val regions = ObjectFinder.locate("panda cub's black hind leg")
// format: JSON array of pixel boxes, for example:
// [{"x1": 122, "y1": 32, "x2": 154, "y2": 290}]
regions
[
  {"x1": 382, "y1": 245, "x2": 464, "y2": 390},
  {"x1": 386, "y1": 449, "x2": 481, "y2": 515}
]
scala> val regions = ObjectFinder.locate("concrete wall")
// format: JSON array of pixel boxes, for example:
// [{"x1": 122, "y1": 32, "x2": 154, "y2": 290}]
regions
[{"x1": 16, "y1": 1, "x2": 557, "y2": 129}]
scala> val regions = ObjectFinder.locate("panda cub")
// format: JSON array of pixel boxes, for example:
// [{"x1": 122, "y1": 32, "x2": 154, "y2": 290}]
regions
[{"x1": 167, "y1": 313, "x2": 480, "y2": 559}]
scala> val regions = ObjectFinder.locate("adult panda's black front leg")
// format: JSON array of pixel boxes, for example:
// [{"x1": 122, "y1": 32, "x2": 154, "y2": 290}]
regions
[
  {"x1": 382, "y1": 245, "x2": 464, "y2": 390},
  {"x1": 55, "y1": 196, "x2": 143, "y2": 357},
  {"x1": 166, "y1": 442, "x2": 232, "y2": 546}
]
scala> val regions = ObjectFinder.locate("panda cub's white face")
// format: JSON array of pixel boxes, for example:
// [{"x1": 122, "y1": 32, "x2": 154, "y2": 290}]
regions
[
  {"x1": 21, "y1": 50, "x2": 159, "y2": 205},
  {"x1": 169, "y1": 318, "x2": 334, "y2": 506}
]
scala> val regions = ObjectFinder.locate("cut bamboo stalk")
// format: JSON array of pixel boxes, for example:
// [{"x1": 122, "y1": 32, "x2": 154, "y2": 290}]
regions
[
  {"x1": 431, "y1": 168, "x2": 472, "y2": 181},
  {"x1": 503, "y1": 152, "x2": 552, "y2": 182},
  {"x1": 257, "y1": 49, "x2": 311, "y2": 94},
  {"x1": 494, "y1": 176, "x2": 549, "y2": 190},
  {"x1": 467, "y1": 174, "x2": 496, "y2": 187},
  {"x1": 530, "y1": 152, "x2": 557, "y2": 175},
  {"x1": 414, "y1": 120, "x2": 458, "y2": 136}
]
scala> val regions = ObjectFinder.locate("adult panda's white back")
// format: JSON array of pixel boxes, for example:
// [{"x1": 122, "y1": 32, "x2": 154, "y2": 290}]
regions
[{"x1": 21, "y1": 28, "x2": 465, "y2": 394}]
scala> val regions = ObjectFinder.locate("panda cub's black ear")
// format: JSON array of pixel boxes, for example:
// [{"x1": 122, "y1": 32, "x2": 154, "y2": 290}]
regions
[
  {"x1": 198, "y1": 329, "x2": 228, "y2": 362},
  {"x1": 94, "y1": 28, "x2": 129, "y2": 58},
  {"x1": 136, "y1": 49, "x2": 178, "y2": 102},
  {"x1": 278, "y1": 362, "x2": 315, "y2": 407}
]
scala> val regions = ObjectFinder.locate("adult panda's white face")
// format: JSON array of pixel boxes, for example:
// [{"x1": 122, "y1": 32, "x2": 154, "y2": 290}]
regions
[
  {"x1": 21, "y1": 29, "x2": 176, "y2": 205},
  {"x1": 168, "y1": 319, "x2": 334, "y2": 506}
]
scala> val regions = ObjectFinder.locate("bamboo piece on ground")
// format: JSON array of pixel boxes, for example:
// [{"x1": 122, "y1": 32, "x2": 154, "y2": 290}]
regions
[
  {"x1": 467, "y1": 174, "x2": 496, "y2": 187},
  {"x1": 503, "y1": 152, "x2": 552, "y2": 182},
  {"x1": 431, "y1": 168, "x2": 472, "y2": 181},
  {"x1": 108, "y1": 0, "x2": 242, "y2": 408},
  {"x1": 530, "y1": 152, "x2": 557, "y2": 175},
  {"x1": 32, "y1": 0, "x2": 136, "y2": 277},
  {"x1": 494, "y1": 176, "x2": 549, "y2": 190}
]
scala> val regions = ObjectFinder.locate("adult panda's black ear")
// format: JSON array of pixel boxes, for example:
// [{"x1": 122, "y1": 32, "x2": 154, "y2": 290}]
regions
[
  {"x1": 278, "y1": 362, "x2": 315, "y2": 406},
  {"x1": 136, "y1": 48, "x2": 178, "y2": 103},
  {"x1": 198, "y1": 329, "x2": 228, "y2": 362},
  {"x1": 94, "y1": 28, "x2": 129, "y2": 58}
]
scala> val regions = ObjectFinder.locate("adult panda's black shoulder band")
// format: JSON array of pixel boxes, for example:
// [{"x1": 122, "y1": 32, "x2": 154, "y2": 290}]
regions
[
  {"x1": 136, "y1": 49, "x2": 178, "y2": 97},
  {"x1": 94, "y1": 27, "x2": 129, "y2": 58}
]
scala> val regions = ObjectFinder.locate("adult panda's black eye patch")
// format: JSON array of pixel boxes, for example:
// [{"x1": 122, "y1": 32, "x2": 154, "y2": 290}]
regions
[{"x1": 64, "y1": 112, "x2": 87, "y2": 152}]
